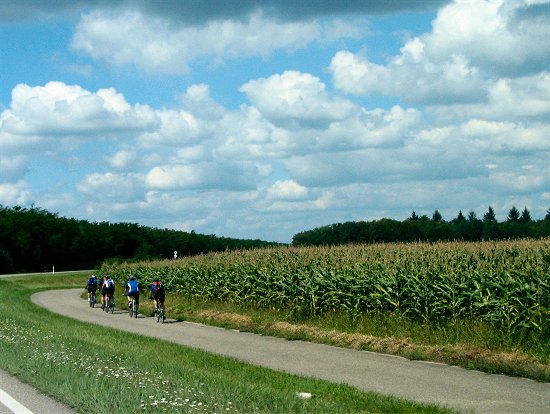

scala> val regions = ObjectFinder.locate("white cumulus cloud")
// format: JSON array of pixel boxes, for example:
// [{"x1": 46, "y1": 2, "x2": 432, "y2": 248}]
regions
[
  {"x1": 330, "y1": 0, "x2": 550, "y2": 105},
  {"x1": 267, "y1": 180, "x2": 308, "y2": 201},
  {"x1": 71, "y1": 9, "x2": 356, "y2": 74},
  {"x1": 240, "y1": 70, "x2": 357, "y2": 128},
  {"x1": 1, "y1": 81, "x2": 157, "y2": 139}
]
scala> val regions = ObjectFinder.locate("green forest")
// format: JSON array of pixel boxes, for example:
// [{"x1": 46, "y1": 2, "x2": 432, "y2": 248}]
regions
[
  {"x1": 292, "y1": 206, "x2": 550, "y2": 246},
  {"x1": 0, "y1": 205, "x2": 277, "y2": 273}
]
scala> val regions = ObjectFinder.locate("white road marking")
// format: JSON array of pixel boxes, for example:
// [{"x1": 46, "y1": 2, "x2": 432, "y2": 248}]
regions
[{"x1": 0, "y1": 388, "x2": 33, "y2": 414}]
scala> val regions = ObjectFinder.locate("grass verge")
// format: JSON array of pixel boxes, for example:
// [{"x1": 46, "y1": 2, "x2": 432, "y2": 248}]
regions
[{"x1": 0, "y1": 272, "x2": 455, "y2": 414}]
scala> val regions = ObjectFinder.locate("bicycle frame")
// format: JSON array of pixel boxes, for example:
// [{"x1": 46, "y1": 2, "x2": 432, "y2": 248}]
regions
[
  {"x1": 105, "y1": 294, "x2": 115, "y2": 313},
  {"x1": 155, "y1": 303, "x2": 165, "y2": 323},
  {"x1": 89, "y1": 291, "x2": 96, "y2": 308},
  {"x1": 129, "y1": 296, "x2": 138, "y2": 318}
]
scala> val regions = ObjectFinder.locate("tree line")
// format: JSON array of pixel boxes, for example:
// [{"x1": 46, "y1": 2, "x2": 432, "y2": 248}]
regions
[
  {"x1": 4, "y1": 204, "x2": 550, "y2": 273},
  {"x1": 0, "y1": 205, "x2": 277, "y2": 274},
  {"x1": 292, "y1": 206, "x2": 550, "y2": 246}
]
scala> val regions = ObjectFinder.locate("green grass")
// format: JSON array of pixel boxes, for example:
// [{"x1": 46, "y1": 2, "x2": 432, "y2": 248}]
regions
[{"x1": 0, "y1": 272, "x2": 454, "y2": 414}]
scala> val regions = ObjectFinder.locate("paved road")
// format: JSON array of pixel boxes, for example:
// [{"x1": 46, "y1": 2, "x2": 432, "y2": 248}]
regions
[
  {"x1": 0, "y1": 369, "x2": 75, "y2": 414},
  {"x1": 32, "y1": 289, "x2": 550, "y2": 414}
]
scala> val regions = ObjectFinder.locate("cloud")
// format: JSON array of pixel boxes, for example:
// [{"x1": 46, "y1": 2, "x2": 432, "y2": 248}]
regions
[
  {"x1": 215, "y1": 106, "x2": 291, "y2": 160},
  {"x1": 426, "y1": 0, "x2": 550, "y2": 76},
  {"x1": 321, "y1": 105, "x2": 421, "y2": 150},
  {"x1": 0, "y1": 81, "x2": 160, "y2": 207},
  {"x1": 0, "y1": 180, "x2": 31, "y2": 205},
  {"x1": 0, "y1": 0, "x2": 449, "y2": 24},
  {"x1": 267, "y1": 180, "x2": 308, "y2": 201},
  {"x1": 138, "y1": 85, "x2": 226, "y2": 151},
  {"x1": 2, "y1": 81, "x2": 157, "y2": 140},
  {"x1": 0, "y1": 155, "x2": 28, "y2": 182},
  {"x1": 330, "y1": 0, "x2": 550, "y2": 105},
  {"x1": 330, "y1": 49, "x2": 485, "y2": 105},
  {"x1": 138, "y1": 109, "x2": 213, "y2": 148},
  {"x1": 145, "y1": 162, "x2": 258, "y2": 191},
  {"x1": 218, "y1": 83, "x2": 421, "y2": 163},
  {"x1": 491, "y1": 170, "x2": 550, "y2": 194},
  {"x1": 107, "y1": 149, "x2": 138, "y2": 170},
  {"x1": 240, "y1": 71, "x2": 356, "y2": 129},
  {"x1": 428, "y1": 72, "x2": 550, "y2": 123},
  {"x1": 460, "y1": 119, "x2": 550, "y2": 153},
  {"x1": 71, "y1": 9, "x2": 351, "y2": 74},
  {"x1": 77, "y1": 172, "x2": 145, "y2": 202},
  {"x1": 133, "y1": 0, "x2": 450, "y2": 23}
]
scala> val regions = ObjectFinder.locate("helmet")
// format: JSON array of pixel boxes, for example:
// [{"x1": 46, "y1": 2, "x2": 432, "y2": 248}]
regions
[
  {"x1": 92, "y1": 275, "x2": 96, "y2": 279},
  {"x1": 106, "y1": 275, "x2": 111, "y2": 279},
  {"x1": 129, "y1": 276, "x2": 136, "y2": 280},
  {"x1": 153, "y1": 278, "x2": 159, "y2": 282}
]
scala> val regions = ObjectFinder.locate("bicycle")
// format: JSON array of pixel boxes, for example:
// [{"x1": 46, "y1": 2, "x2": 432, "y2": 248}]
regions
[
  {"x1": 129, "y1": 296, "x2": 138, "y2": 318},
  {"x1": 89, "y1": 291, "x2": 96, "y2": 308},
  {"x1": 105, "y1": 294, "x2": 115, "y2": 314},
  {"x1": 155, "y1": 304, "x2": 165, "y2": 323}
]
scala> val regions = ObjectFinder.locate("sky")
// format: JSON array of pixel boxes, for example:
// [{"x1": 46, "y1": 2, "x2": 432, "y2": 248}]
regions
[{"x1": 1, "y1": 0, "x2": 550, "y2": 243}]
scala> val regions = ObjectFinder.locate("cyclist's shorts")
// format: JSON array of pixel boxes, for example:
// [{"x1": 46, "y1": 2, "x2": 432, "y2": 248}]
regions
[
  {"x1": 87, "y1": 287, "x2": 97, "y2": 293},
  {"x1": 107, "y1": 286, "x2": 115, "y2": 296},
  {"x1": 128, "y1": 291, "x2": 139, "y2": 304},
  {"x1": 101, "y1": 286, "x2": 108, "y2": 295},
  {"x1": 153, "y1": 291, "x2": 165, "y2": 302}
]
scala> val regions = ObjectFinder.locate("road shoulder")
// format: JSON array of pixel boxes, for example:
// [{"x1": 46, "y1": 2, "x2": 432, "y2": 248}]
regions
[{"x1": 0, "y1": 369, "x2": 75, "y2": 414}]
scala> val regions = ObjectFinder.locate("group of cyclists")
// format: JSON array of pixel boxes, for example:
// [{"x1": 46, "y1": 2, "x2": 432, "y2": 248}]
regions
[{"x1": 85, "y1": 274, "x2": 165, "y2": 319}]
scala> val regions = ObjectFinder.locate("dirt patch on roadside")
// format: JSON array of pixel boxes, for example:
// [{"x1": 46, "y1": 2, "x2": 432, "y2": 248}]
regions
[{"x1": 197, "y1": 310, "x2": 254, "y2": 326}]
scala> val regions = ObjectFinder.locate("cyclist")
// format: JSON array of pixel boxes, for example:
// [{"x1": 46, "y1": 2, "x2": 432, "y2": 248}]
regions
[
  {"x1": 85, "y1": 274, "x2": 98, "y2": 304},
  {"x1": 124, "y1": 276, "x2": 140, "y2": 311},
  {"x1": 101, "y1": 274, "x2": 115, "y2": 310},
  {"x1": 149, "y1": 277, "x2": 165, "y2": 319}
]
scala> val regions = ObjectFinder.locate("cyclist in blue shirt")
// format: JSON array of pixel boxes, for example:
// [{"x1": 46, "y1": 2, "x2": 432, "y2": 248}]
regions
[
  {"x1": 85, "y1": 275, "x2": 98, "y2": 303},
  {"x1": 124, "y1": 276, "x2": 140, "y2": 310}
]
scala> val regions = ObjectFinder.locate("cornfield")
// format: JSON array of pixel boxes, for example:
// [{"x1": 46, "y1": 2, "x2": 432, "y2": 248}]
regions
[{"x1": 101, "y1": 239, "x2": 550, "y2": 337}]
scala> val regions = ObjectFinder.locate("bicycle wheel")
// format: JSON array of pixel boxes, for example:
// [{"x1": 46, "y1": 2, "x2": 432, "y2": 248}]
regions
[
  {"x1": 129, "y1": 299, "x2": 133, "y2": 317},
  {"x1": 110, "y1": 298, "x2": 115, "y2": 314},
  {"x1": 160, "y1": 309, "x2": 165, "y2": 324},
  {"x1": 155, "y1": 308, "x2": 160, "y2": 323}
]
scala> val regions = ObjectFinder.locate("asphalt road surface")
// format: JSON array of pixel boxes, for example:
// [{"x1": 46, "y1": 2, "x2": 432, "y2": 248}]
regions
[
  {"x1": 32, "y1": 289, "x2": 550, "y2": 414},
  {"x1": 0, "y1": 369, "x2": 75, "y2": 414}
]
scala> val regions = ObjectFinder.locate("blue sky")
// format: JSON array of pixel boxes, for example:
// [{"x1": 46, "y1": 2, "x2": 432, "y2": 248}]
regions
[{"x1": 1, "y1": 0, "x2": 550, "y2": 243}]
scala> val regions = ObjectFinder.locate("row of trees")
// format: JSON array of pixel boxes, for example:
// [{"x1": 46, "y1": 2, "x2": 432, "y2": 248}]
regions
[
  {"x1": 4, "y1": 204, "x2": 549, "y2": 273},
  {"x1": 0, "y1": 206, "x2": 277, "y2": 274},
  {"x1": 292, "y1": 206, "x2": 550, "y2": 246}
]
